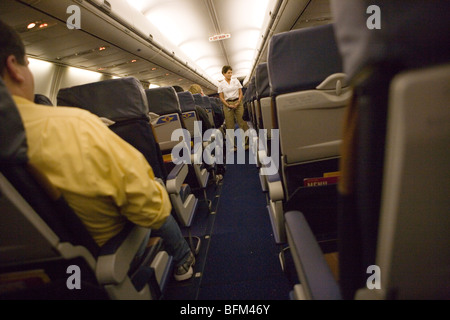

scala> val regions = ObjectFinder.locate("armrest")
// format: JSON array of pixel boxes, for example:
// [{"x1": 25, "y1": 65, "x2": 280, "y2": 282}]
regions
[
  {"x1": 96, "y1": 223, "x2": 150, "y2": 284},
  {"x1": 166, "y1": 163, "x2": 188, "y2": 194},
  {"x1": 264, "y1": 167, "x2": 284, "y2": 202},
  {"x1": 285, "y1": 211, "x2": 342, "y2": 300}
]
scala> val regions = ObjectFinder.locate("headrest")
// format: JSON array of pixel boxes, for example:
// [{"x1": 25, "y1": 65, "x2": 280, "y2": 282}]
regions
[
  {"x1": 145, "y1": 86, "x2": 181, "y2": 116},
  {"x1": 57, "y1": 77, "x2": 148, "y2": 121},
  {"x1": 177, "y1": 91, "x2": 197, "y2": 112},
  {"x1": 202, "y1": 96, "x2": 212, "y2": 110},
  {"x1": 255, "y1": 63, "x2": 270, "y2": 99},
  {"x1": 192, "y1": 94, "x2": 204, "y2": 107},
  {"x1": 331, "y1": 0, "x2": 450, "y2": 80},
  {"x1": 0, "y1": 78, "x2": 28, "y2": 164},
  {"x1": 267, "y1": 24, "x2": 342, "y2": 95}
]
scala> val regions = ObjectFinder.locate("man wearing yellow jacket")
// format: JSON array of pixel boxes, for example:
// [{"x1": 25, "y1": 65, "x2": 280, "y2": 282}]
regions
[{"x1": 0, "y1": 20, "x2": 194, "y2": 281}]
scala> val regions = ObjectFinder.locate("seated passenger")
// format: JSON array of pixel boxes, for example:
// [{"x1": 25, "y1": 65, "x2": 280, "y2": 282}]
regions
[{"x1": 0, "y1": 20, "x2": 194, "y2": 281}]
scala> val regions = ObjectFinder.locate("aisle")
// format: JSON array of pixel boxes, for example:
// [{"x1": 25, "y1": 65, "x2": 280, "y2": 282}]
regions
[
  {"x1": 196, "y1": 150, "x2": 293, "y2": 300},
  {"x1": 163, "y1": 150, "x2": 295, "y2": 300}
]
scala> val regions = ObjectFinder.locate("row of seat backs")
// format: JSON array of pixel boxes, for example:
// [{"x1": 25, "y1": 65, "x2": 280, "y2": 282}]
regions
[
  {"x1": 193, "y1": 94, "x2": 217, "y2": 129},
  {"x1": 57, "y1": 78, "x2": 200, "y2": 219},
  {"x1": 285, "y1": 0, "x2": 450, "y2": 300},
  {"x1": 332, "y1": 0, "x2": 450, "y2": 300},
  {"x1": 259, "y1": 24, "x2": 349, "y2": 247},
  {"x1": 57, "y1": 77, "x2": 169, "y2": 182},
  {"x1": 177, "y1": 90, "x2": 215, "y2": 137}
]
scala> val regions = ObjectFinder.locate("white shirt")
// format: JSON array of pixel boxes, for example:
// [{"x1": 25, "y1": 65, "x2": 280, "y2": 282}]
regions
[{"x1": 218, "y1": 78, "x2": 242, "y2": 100}]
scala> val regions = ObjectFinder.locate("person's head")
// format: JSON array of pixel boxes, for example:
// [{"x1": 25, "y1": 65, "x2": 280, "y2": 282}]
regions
[
  {"x1": 188, "y1": 84, "x2": 204, "y2": 96},
  {"x1": 0, "y1": 20, "x2": 35, "y2": 101},
  {"x1": 222, "y1": 65, "x2": 232, "y2": 80}
]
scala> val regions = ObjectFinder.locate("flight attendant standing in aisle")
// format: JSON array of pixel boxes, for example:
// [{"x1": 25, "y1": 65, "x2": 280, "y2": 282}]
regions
[{"x1": 218, "y1": 65, "x2": 249, "y2": 151}]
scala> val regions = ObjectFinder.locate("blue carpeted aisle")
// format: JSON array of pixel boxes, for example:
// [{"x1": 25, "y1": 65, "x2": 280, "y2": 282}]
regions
[
  {"x1": 163, "y1": 150, "x2": 296, "y2": 300},
  {"x1": 196, "y1": 150, "x2": 293, "y2": 300}
]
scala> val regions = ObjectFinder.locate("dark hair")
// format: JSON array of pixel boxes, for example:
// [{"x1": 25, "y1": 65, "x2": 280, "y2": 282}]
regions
[
  {"x1": 222, "y1": 65, "x2": 232, "y2": 75},
  {"x1": 34, "y1": 94, "x2": 54, "y2": 106},
  {"x1": 172, "y1": 85, "x2": 184, "y2": 93},
  {"x1": 0, "y1": 20, "x2": 27, "y2": 77}
]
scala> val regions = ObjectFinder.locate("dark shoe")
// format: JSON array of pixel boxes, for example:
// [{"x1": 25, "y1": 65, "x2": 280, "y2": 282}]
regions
[{"x1": 174, "y1": 252, "x2": 195, "y2": 281}]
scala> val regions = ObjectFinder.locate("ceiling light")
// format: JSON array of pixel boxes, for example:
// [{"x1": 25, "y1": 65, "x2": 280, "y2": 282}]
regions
[{"x1": 27, "y1": 22, "x2": 36, "y2": 29}]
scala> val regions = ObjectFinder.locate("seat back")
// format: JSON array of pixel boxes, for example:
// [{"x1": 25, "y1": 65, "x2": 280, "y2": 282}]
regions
[
  {"x1": 177, "y1": 91, "x2": 199, "y2": 138},
  {"x1": 201, "y1": 96, "x2": 215, "y2": 127},
  {"x1": 267, "y1": 24, "x2": 350, "y2": 199},
  {"x1": 145, "y1": 86, "x2": 188, "y2": 154},
  {"x1": 57, "y1": 77, "x2": 167, "y2": 182},
  {"x1": 365, "y1": 63, "x2": 450, "y2": 300},
  {"x1": 209, "y1": 97, "x2": 224, "y2": 128},
  {"x1": 192, "y1": 93, "x2": 214, "y2": 130},
  {"x1": 243, "y1": 83, "x2": 252, "y2": 124}
]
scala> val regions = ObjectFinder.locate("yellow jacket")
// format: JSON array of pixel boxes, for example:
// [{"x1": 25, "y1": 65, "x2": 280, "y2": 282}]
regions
[{"x1": 14, "y1": 96, "x2": 171, "y2": 247}]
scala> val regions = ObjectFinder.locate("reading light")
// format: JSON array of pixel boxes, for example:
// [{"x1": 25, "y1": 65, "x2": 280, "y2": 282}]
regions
[{"x1": 27, "y1": 22, "x2": 36, "y2": 29}]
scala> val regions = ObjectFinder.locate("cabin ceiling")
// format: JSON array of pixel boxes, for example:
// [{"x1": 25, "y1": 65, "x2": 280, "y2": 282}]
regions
[{"x1": 1, "y1": 0, "x2": 333, "y2": 95}]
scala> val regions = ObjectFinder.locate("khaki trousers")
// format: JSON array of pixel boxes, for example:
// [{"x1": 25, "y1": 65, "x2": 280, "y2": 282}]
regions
[{"x1": 223, "y1": 100, "x2": 249, "y2": 148}]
